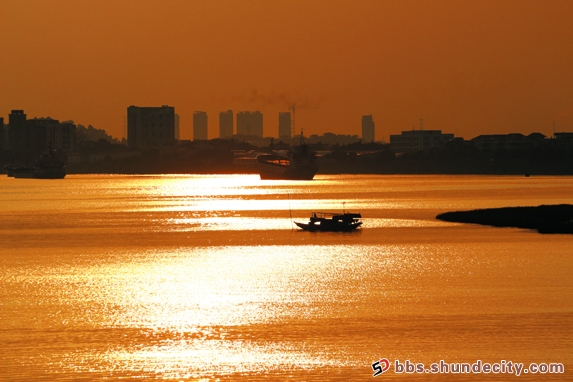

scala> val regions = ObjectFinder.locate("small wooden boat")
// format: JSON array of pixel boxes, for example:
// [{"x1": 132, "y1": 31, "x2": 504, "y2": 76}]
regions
[{"x1": 295, "y1": 212, "x2": 362, "y2": 232}]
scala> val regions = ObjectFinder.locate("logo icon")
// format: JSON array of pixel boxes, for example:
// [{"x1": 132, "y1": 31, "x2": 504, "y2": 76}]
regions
[{"x1": 372, "y1": 358, "x2": 390, "y2": 377}]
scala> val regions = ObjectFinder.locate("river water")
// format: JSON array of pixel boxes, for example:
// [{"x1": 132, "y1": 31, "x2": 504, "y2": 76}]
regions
[{"x1": 1, "y1": 175, "x2": 572, "y2": 380}]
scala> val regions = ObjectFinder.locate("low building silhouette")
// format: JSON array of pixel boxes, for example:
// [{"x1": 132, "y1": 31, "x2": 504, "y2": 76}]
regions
[
  {"x1": 553, "y1": 132, "x2": 573, "y2": 148},
  {"x1": 471, "y1": 133, "x2": 546, "y2": 151},
  {"x1": 4, "y1": 110, "x2": 76, "y2": 156},
  {"x1": 390, "y1": 130, "x2": 454, "y2": 153}
]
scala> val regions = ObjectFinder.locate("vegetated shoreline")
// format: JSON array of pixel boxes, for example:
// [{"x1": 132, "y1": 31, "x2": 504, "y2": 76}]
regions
[{"x1": 436, "y1": 204, "x2": 573, "y2": 234}]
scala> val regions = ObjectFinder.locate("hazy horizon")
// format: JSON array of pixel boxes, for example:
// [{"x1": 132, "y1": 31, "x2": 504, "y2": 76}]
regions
[{"x1": 2, "y1": 0, "x2": 573, "y2": 141}]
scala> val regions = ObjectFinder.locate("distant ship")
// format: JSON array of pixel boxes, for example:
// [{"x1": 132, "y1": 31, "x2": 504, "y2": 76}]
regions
[
  {"x1": 5, "y1": 164, "x2": 32, "y2": 178},
  {"x1": 257, "y1": 136, "x2": 319, "y2": 180},
  {"x1": 7, "y1": 150, "x2": 66, "y2": 179},
  {"x1": 11, "y1": 166, "x2": 36, "y2": 178}
]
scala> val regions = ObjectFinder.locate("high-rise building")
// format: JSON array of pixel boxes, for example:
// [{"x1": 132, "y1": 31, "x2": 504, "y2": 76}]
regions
[
  {"x1": 8, "y1": 110, "x2": 27, "y2": 151},
  {"x1": 237, "y1": 111, "x2": 263, "y2": 137},
  {"x1": 28, "y1": 117, "x2": 59, "y2": 153},
  {"x1": 5, "y1": 111, "x2": 76, "y2": 153},
  {"x1": 174, "y1": 114, "x2": 180, "y2": 141},
  {"x1": 0, "y1": 117, "x2": 4, "y2": 150},
  {"x1": 127, "y1": 105, "x2": 175, "y2": 149},
  {"x1": 362, "y1": 115, "x2": 375, "y2": 142},
  {"x1": 219, "y1": 110, "x2": 234, "y2": 138},
  {"x1": 278, "y1": 112, "x2": 291, "y2": 138},
  {"x1": 193, "y1": 111, "x2": 208, "y2": 140},
  {"x1": 25, "y1": 118, "x2": 77, "y2": 152}
]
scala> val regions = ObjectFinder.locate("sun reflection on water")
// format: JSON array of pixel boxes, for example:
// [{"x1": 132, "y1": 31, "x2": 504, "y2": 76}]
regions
[
  {"x1": 29, "y1": 244, "x2": 412, "y2": 377},
  {"x1": 96, "y1": 340, "x2": 338, "y2": 379},
  {"x1": 4, "y1": 175, "x2": 573, "y2": 379},
  {"x1": 37, "y1": 239, "x2": 507, "y2": 378}
]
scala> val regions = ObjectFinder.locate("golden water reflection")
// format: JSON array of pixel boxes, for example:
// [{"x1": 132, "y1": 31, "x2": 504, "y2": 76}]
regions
[
  {"x1": 13, "y1": 237, "x2": 569, "y2": 378},
  {"x1": 164, "y1": 217, "x2": 450, "y2": 232},
  {"x1": 2, "y1": 175, "x2": 573, "y2": 380}
]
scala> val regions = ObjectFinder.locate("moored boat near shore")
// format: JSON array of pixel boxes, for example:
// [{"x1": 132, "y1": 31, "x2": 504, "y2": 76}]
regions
[
  {"x1": 6, "y1": 164, "x2": 35, "y2": 178},
  {"x1": 257, "y1": 143, "x2": 318, "y2": 180},
  {"x1": 5, "y1": 150, "x2": 66, "y2": 179}
]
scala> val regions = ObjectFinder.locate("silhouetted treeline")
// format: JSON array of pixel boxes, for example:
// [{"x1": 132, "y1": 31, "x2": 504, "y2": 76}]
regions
[
  {"x1": 67, "y1": 139, "x2": 254, "y2": 174},
  {"x1": 5, "y1": 134, "x2": 573, "y2": 175},
  {"x1": 51, "y1": 141, "x2": 573, "y2": 175},
  {"x1": 76, "y1": 124, "x2": 124, "y2": 145},
  {"x1": 318, "y1": 143, "x2": 573, "y2": 175}
]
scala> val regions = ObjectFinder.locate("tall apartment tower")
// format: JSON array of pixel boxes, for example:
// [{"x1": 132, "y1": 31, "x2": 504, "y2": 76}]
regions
[
  {"x1": 5, "y1": 110, "x2": 76, "y2": 153},
  {"x1": 0, "y1": 117, "x2": 4, "y2": 151},
  {"x1": 127, "y1": 105, "x2": 176, "y2": 149},
  {"x1": 236, "y1": 111, "x2": 263, "y2": 137},
  {"x1": 278, "y1": 112, "x2": 292, "y2": 138},
  {"x1": 174, "y1": 114, "x2": 180, "y2": 141},
  {"x1": 362, "y1": 115, "x2": 375, "y2": 142},
  {"x1": 193, "y1": 111, "x2": 208, "y2": 140},
  {"x1": 8, "y1": 110, "x2": 27, "y2": 151},
  {"x1": 219, "y1": 110, "x2": 234, "y2": 138}
]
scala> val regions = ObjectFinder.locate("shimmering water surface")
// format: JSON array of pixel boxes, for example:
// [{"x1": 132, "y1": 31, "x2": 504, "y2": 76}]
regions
[{"x1": 1, "y1": 175, "x2": 572, "y2": 380}]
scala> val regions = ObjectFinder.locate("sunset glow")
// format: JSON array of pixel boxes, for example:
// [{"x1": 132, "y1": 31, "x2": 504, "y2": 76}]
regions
[
  {"x1": 2, "y1": 1, "x2": 573, "y2": 379},
  {"x1": 2, "y1": 0, "x2": 572, "y2": 141}
]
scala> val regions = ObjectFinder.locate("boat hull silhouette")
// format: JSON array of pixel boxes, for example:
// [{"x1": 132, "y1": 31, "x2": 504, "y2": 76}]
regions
[
  {"x1": 257, "y1": 143, "x2": 318, "y2": 180},
  {"x1": 7, "y1": 150, "x2": 66, "y2": 179},
  {"x1": 295, "y1": 212, "x2": 362, "y2": 232},
  {"x1": 257, "y1": 154, "x2": 318, "y2": 180}
]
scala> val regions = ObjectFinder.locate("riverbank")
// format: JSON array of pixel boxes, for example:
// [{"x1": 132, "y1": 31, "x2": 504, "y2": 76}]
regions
[{"x1": 436, "y1": 204, "x2": 573, "y2": 234}]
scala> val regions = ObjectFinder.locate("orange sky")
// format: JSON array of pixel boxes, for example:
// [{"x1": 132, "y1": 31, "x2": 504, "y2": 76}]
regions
[{"x1": 2, "y1": 0, "x2": 573, "y2": 141}]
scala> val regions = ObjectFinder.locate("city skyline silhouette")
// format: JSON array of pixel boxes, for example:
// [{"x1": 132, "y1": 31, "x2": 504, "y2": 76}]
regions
[{"x1": 1, "y1": 1, "x2": 573, "y2": 141}]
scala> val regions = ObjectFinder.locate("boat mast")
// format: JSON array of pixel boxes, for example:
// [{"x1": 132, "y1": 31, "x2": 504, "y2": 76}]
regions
[{"x1": 288, "y1": 193, "x2": 294, "y2": 231}]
